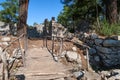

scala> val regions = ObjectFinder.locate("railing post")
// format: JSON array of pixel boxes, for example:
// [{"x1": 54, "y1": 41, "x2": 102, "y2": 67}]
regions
[
  {"x1": 86, "y1": 48, "x2": 90, "y2": 71},
  {"x1": 18, "y1": 39, "x2": 25, "y2": 67},
  {"x1": 24, "y1": 34, "x2": 27, "y2": 54},
  {"x1": 43, "y1": 19, "x2": 48, "y2": 47},
  {"x1": 59, "y1": 38, "x2": 63, "y2": 55},
  {"x1": 46, "y1": 36, "x2": 47, "y2": 48},
  {"x1": 52, "y1": 36, "x2": 54, "y2": 54},
  {"x1": 1, "y1": 51, "x2": 8, "y2": 80}
]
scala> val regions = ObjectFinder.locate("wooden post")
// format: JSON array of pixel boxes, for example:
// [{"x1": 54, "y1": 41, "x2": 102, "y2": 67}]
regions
[
  {"x1": 1, "y1": 51, "x2": 8, "y2": 80},
  {"x1": 59, "y1": 38, "x2": 63, "y2": 55},
  {"x1": 18, "y1": 39, "x2": 25, "y2": 67},
  {"x1": 18, "y1": 0, "x2": 29, "y2": 35},
  {"x1": 24, "y1": 30, "x2": 28, "y2": 52},
  {"x1": 86, "y1": 48, "x2": 90, "y2": 71},
  {"x1": 43, "y1": 19, "x2": 48, "y2": 47},
  {"x1": 52, "y1": 36, "x2": 54, "y2": 54}
]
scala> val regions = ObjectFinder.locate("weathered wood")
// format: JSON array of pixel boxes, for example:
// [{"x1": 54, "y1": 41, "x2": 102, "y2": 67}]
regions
[
  {"x1": 3, "y1": 33, "x2": 25, "y2": 52},
  {"x1": 86, "y1": 48, "x2": 90, "y2": 71},
  {"x1": 66, "y1": 38, "x2": 90, "y2": 49},
  {"x1": 46, "y1": 37, "x2": 47, "y2": 48},
  {"x1": 59, "y1": 38, "x2": 63, "y2": 55},
  {"x1": 0, "y1": 63, "x2": 4, "y2": 80},
  {"x1": 18, "y1": 39, "x2": 25, "y2": 67},
  {"x1": 0, "y1": 33, "x2": 26, "y2": 80},
  {"x1": 1, "y1": 51, "x2": 8, "y2": 80},
  {"x1": 18, "y1": 0, "x2": 29, "y2": 36},
  {"x1": 52, "y1": 36, "x2": 54, "y2": 54},
  {"x1": 24, "y1": 32, "x2": 28, "y2": 52}
]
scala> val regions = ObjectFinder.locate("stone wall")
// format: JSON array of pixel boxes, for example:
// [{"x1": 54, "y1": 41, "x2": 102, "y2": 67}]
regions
[
  {"x1": 44, "y1": 17, "x2": 67, "y2": 38},
  {"x1": 79, "y1": 32, "x2": 120, "y2": 68},
  {"x1": 0, "y1": 21, "x2": 17, "y2": 35},
  {"x1": 0, "y1": 21, "x2": 10, "y2": 35}
]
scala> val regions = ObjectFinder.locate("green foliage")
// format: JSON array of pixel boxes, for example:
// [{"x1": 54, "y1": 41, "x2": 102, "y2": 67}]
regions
[
  {"x1": 58, "y1": 0, "x2": 103, "y2": 32},
  {"x1": 0, "y1": 0, "x2": 18, "y2": 23},
  {"x1": 95, "y1": 20, "x2": 120, "y2": 36}
]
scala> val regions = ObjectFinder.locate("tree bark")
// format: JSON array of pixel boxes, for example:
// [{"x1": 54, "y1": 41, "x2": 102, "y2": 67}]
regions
[
  {"x1": 18, "y1": 0, "x2": 29, "y2": 36},
  {"x1": 105, "y1": 0, "x2": 118, "y2": 24}
]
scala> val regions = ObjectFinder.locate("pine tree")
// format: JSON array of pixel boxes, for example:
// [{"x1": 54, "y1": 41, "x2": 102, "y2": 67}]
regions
[{"x1": 0, "y1": 0, "x2": 18, "y2": 23}]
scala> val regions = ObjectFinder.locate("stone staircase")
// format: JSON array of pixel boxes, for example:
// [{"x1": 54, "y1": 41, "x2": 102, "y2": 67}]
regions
[{"x1": 15, "y1": 48, "x2": 70, "y2": 80}]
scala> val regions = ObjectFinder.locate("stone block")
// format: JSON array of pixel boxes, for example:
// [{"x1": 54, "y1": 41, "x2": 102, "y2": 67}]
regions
[
  {"x1": 96, "y1": 46, "x2": 112, "y2": 54},
  {"x1": 65, "y1": 51, "x2": 80, "y2": 62},
  {"x1": 103, "y1": 40, "x2": 120, "y2": 47}
]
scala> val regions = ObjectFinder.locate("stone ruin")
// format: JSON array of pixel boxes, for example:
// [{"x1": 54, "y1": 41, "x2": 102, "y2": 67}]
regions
[
  {"x1": 78, "y1": 32, "x2": 120, "y2": 69},
  {"x1": 51, "y1": 18, "x2": 67, "y2": 38},
  {"x1": 0, "y1": 21, "x2": 17, "y2": 36},
  {"x1": 28, "y1": 17, "x2": 67, "y2": 39},
  {"x1": 27, "y1": 23, "x2": 44, "y2": 38},
  {"x1": 44, "y1": 17, "x2": 67, "y2": 38},
  {"x1": 0, "y1": 21, "x2": 10, "y2": 35}
]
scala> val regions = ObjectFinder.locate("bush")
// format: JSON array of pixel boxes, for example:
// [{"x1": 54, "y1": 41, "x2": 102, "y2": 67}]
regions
[{"x1": 95, "y1": 20, "x2": 120, "y2": 36}]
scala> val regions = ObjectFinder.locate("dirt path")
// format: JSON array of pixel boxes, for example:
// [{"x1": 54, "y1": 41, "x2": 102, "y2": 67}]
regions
[{"x1": 15, "y1": 40, "x2": 70, "y2": 80}]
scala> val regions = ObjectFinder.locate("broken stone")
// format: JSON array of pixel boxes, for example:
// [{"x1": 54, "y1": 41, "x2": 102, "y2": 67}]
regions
[
  {"x1": 101, "y1": 71, "x2": 111, "y2": 77},
  {"x1": 13, "y1": 48, "x2": 22, "y2": 59},
  {"x1": 8, "y1": 57, "x2": 15, "y2": 64},
  {"x1": 72, "y1": 47, "x2": 77, "y2": 52},
  {"x1": 84, "y1": 33, "x2": 89, "y2": 38},
  {"x1": 67, "y1": 32, "x2": 74, "y2": 39},
  {"x1": 73, "y1": 71, "x2": 84, "y2": 79},
  {"x1": 101, "y1": 70, "x2": 120, "y2": 79},
  {"x1": 61, "y1": 51, "x2": 67, "y2": 58},
  {"x1": 76, "y1": 54, "x2": 82, "y2": 64},
  {"x1": 110, "y1": 69, "x2": 120, "y2": 79},
  {"x1": 103, "y1": 40, "x2": 120, "y2": 47},
  {"x1": 90, "y1": 33, "x2": 98, "y2": 39},
  {"x1": 65, "y1": 51, "x2": 78, "y2": 62},
  {"x1": 1, "y1": 37, "x2": 11, "y2": 42},
  {"x1": 53, "y1": 54, "x2": 58, "y2": 61}
]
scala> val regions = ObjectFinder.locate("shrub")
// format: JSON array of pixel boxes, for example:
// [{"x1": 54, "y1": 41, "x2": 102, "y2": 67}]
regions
[{"x1": 95, "y1": 20, "x2": 120, "y2": 36}]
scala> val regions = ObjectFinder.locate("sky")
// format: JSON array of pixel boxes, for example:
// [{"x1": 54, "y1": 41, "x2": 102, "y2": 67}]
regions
[
  {"x1": 27, "y1": 0, "x2": 64, "y2": 25},
  {"x1": 0, "y1": 0, "x2": 64, "y2": 26}
]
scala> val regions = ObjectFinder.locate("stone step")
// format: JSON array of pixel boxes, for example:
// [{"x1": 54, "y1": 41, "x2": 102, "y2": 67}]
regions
[{"x1": 16, "y1": 72, "x2": 68, "y2": 80}]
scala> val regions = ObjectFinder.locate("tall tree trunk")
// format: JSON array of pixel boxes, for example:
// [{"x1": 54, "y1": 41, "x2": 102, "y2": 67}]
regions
[
  {"x1": 18, "y1": 0, "x2": 29, "y2": 36},
  {"x1": 105, "y1": 0, "x2": 118, "y2": 24}
]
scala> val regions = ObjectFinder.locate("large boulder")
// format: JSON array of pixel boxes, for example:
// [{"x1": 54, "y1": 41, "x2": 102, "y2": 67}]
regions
[
  {"x1": 73, "y1": 71, "x2": 84, "y2": 79},
  {"x1": 65, "y1": 51, "x2": 81, "y2": 62}
]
